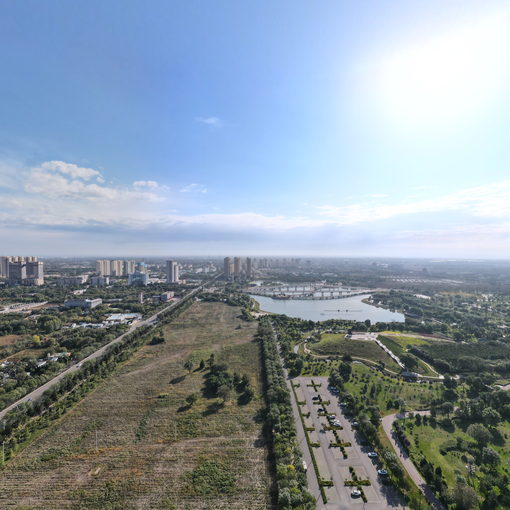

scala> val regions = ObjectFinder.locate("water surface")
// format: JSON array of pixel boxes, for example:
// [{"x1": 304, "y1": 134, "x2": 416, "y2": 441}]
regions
[{"x1": 250, "y1": 294, "x2": 405, "y2": 323}]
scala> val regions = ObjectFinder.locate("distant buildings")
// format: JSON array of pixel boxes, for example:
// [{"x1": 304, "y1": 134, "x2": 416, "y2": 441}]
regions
[
  {"x1": 0, "y1": 256, "x2": 44, "y2": 286},
  {"x1": 223, "y1": 257, "x2": 232, "y2": 278},
  {"x1": 128, "y1": 271, "x2": 149, "y2": 286},
  {"x1": 223, "y1": 256, "x2": 254, "y2": 279},
  {"x1": 57, "y1": 275, "x2": 89, "y2": 287},
  {"x1": 89, "y1": 275, "x2": 110, "y2": 287},
  {"x1": 95, "y1": 259, "x2": 136, "y2": 277},
  {"x1": 159, "y1": 291, "x2": 174, "y2": 302},
  {"x1": 64, "y1": 298, "x2": 103, "y2": 309},
  {"x1": 166, "y1": 260, "x2": 180, "y2": 283},
  {"x1": 234, "y1": 257, "x2": 241, "y2": 277}
]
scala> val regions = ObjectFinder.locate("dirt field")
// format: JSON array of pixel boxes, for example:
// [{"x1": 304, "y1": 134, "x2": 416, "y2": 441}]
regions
[
  {"x1": 0, "y1": 302, "x2": 273, "y2": 510},
  {"x1": 0, "y1": 335, "x2": 21, "y2": 347}
]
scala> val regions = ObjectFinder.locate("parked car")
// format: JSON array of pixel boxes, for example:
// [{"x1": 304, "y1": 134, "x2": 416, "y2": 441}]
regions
[
  {"x1": 351, "y1": 489, "x2": 362, "y2": 498},
  {"x1": 377, "y1": 469, "x2": 388, "y2": 476},
  {"x1": 368, "y1": 451, "x2": 378, "y2": 458}
]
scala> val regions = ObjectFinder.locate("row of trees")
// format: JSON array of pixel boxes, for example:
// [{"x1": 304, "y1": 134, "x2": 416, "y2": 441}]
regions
[{"x1": 258, "y1": 318, "x2": 314, "y2": 509}]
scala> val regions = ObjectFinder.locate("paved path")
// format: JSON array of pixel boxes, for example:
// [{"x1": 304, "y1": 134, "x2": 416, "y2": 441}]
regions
[
  {"x1": 381, "y1": 412, "x2": 445, "y2": 510},
  {"x1": 0, "y1": 283, "x2": 207, "y2": 422}
]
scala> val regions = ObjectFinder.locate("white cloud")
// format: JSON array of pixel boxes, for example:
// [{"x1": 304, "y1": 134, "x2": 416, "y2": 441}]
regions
[
  {"x1": 41, "y1": 160, "x2": 103, "y2": 181},
  {"x1": 195, "y1": 116, "x2": 223, "y2": 128},
  {"x1": 318, "y1": 180, "x2": 510, "y2": 225},
  {"x1": 133, "y1": 180, "x2": 160, "y2": 189},
  {"x1": 180, "y1": 183, "x2": 207, "y2": 193},
  {"x1": 5, "y1": 158, "x2": 510, "y2": 257}
]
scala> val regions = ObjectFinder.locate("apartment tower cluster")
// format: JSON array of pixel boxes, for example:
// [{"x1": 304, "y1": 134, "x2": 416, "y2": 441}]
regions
[
  {"x1": 223, "y1": 257, "x2": 252, "y2": 279},
  {"x1": 95, "y1": 259, "x2": 137, "y2": 276},
  {"x1": 0, "y1": 256, "x2": 44, "y2": 286}
]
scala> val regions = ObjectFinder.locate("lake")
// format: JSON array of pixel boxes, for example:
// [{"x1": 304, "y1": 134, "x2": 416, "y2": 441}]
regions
[{"x1": 250, "y1": 294, "x2": 405, "y2": 323}]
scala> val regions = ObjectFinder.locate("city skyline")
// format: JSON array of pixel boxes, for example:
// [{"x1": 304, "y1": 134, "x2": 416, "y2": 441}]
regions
[{"x1": 2, "y1": 1, "x2": 510, "y2": 258}]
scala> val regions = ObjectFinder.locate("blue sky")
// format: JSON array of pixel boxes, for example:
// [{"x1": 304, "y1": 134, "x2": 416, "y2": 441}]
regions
[{"x1": 2, "y1": 0, "x2": 510, "y2": 257}]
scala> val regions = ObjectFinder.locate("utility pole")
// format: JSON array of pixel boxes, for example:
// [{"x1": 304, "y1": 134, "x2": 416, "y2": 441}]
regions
[{"x1": 95, "y1": 429, "x2": 98, "y2": 452}]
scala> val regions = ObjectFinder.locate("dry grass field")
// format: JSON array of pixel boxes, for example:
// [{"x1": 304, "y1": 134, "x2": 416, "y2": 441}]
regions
[
  {"x1": 0, "y1": 302, "x2": 273, "y2": 510},
  {"x1": 0, "y1": 335, "x2": 21, "y2": 347}
]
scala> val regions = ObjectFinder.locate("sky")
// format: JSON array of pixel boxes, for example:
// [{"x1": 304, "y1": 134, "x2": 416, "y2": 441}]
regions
[{"x1": 2, "y1": 1, "x2": 510, "y2": 258}]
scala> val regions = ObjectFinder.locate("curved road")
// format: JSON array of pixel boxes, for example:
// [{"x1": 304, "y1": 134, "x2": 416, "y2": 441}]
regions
[
  {"x1": 0, "y1": 283, "x2": 207, "y2": 422},
  {"x1": 381, "y1": 411, "x2": 445, "y2": 510}
]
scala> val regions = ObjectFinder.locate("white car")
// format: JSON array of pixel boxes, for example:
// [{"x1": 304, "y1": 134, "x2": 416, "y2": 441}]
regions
[
  {"x1": 351, "y1": 489, "x2": 362, "y2": 498},
  {"x1": 368, "y1": 451, "x2": 378, "y2": 458}
]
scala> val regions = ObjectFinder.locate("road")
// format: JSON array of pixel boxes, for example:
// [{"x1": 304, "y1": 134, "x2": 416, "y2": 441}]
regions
[
  {"x1": 381, "y1": 412, "x2": 445, "y2": 510},
  {"x1": 0, "y1": 283, "x2": 206, "y2": 422}
]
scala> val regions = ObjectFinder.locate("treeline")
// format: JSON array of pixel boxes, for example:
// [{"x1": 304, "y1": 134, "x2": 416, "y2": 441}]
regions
[
  {"x1": 257, "y1": 318, "x2": 314, "y2": 510},
  {"x1": 0, "y1": 289, "x2": 196, "y2": 465}
]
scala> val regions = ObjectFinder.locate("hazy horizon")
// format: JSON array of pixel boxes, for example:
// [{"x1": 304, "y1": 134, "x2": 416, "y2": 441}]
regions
[{"x1": 2, "y1": 1, "x2": 510, "y2": 257}]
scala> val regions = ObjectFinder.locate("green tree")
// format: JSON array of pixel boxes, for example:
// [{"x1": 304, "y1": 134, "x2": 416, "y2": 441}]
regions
[
  {"x1": 467, "y1": 423, "x2": 491, "y2": 447},
  {"x1": 184, "y1": 360, "x2": 194, "y2": 373},
  {"x1": 482, "y1": 447, "x2": 500, "y2": 467},
  {"x1": 452, "y1": 483, "x2": 478, "y2": 510},
  {"x1": 338, "y1": 362, "x2": 352, "y2": 382},
  {"x1": 482, "y1": 407, "x2": 501, "y2": 428}
]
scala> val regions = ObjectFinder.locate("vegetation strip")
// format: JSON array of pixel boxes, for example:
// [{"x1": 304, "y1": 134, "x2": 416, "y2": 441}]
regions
[{"x1": 258, "y1": 318, "x2": 315, "y2": 509}]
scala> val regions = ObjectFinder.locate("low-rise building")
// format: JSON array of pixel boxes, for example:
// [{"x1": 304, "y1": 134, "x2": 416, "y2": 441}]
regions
[
  {"x1": 159, "y1": 291, "x2": 174, "y2": 302},
  {"x1": 90, "y1": 275, "x2": 110, "y2": 287},
  {"x1": 57, "y1": 275, "x2": 89, "y2": 287},
  {"x1": 64, "y1": 298, "x2": 103, "y2": 309},
  {"x1": 105, "y1": 313, "x2": 142, "y2": 324}
]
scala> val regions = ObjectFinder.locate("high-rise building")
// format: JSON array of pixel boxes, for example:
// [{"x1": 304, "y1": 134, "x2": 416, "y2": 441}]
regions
[
  {"x1": 3, "y1": 256, "x2": 44, "y2": 285},
  {"x1": 0, "y1": 256, "x2": 12, "y2": 277},
  {"x1": 110, "y1": 259, "x2": 123, "y2": 276},
  {"x1": 8, "y1": 261, "x2": 26, "y2": 283},
  {"x1": 95, "y1": 260, "x2": 111, "y2": 276},
  {"x1": 166, "y1": 260, "x2": 180, "y2": 283},
  {"x1": 223, "y1": 257, "x2": 231, "y2": 278},
  {"x1": 123, "y1": 260, "x2": 135, "y2": 275},
  {"x1": 234, "y1": 257, "x2": 241, "y2": 277},
  {"x1": 246, "y1": 257, "x2": 252, "y2": 276},
  {"x1": 26, "y1": 260, "x2": 44, "y2": 285}
]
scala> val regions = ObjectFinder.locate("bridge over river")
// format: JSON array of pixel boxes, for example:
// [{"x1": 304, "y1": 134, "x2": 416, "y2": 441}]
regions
[{"x1": 245, "y1": 284, "x2": 379, "y2": 300}]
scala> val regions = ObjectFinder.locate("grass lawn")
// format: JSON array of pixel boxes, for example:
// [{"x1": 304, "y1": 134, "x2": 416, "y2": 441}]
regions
[
  {"x1": 343, "y1": 364, "x2": 444, "y2": 415},
  {"x1": 378, "y1": 335, "x2": 438, "y2": 377},
  {"x1": 403, "y1": 421, "x2": 471, "y2": 488},
  {"x1": 0, "y1": 302, "x2": 272, "y2": 510},
  {"x1": 403, "y1": 418, "x2": 510, "y2": 492},
  {"x1": 308, "y1": 334, "x2": 401, "y2": 371}
]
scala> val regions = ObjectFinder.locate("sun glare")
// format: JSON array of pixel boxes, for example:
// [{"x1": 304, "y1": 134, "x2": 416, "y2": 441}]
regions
[{"x1": 377, "y1": 10, "x2": 510, "y2": 127}]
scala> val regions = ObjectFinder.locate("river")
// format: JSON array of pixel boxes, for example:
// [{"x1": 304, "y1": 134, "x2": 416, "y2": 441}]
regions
[{"x1": 250, "y1": 294, "x2": 405, "y2": 323}]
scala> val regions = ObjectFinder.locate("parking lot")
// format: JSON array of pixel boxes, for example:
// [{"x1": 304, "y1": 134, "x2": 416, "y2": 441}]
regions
[{"x1": 293, "y1": 376, "x2": 405, "y2": 510}]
